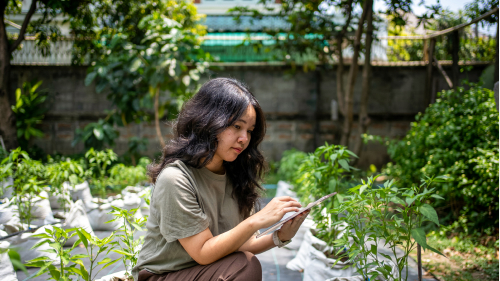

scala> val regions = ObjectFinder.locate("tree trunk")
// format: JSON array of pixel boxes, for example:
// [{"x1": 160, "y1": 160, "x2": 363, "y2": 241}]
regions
[
  {"x1": 353, "y1": 0, "x2": 373, "y2": 163},
  {"x1": 313, "y1": 69, "x2": 321, "y2": 148},
  {"x1": 495, "y1": 21, "x2": 499, "y2": 83},
  {"x1": 335, "y1": 0, "x2": 354, "y2": 118},
  {"x1": 0, "y1": 4, "x2": 18, "y2": 151},
  {"x1": 340, "y1": 0, "x2": 370, "y2": 147},
  {"x1": 154, "y1": 86, "x2": 166, "y2": 148}
]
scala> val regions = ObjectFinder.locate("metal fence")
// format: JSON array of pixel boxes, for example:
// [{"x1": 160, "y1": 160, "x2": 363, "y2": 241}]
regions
[
  {"x1": 10, "y1": 31, "x2": 496, "y2": 65},
  {"x1": 11, "y1": 39, "x2": 74, "y2": 65}
]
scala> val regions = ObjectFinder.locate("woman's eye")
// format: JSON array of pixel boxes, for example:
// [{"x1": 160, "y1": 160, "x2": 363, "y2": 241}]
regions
[
  {"x1": 234, "y1": 125, "x2": 241, "y2": 129},
  {"x1": 247, "y1": 130, "x2": 253, "y2": 134}
]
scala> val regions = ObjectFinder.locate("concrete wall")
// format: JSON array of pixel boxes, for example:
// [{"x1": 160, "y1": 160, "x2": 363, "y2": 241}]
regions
[{"x1": 10, "y1": 63, "x2": 488, "y2": 168}]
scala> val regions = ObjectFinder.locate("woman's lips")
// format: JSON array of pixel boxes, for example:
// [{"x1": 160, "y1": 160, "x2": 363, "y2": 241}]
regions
[{"x1": 233, "y1": 147, "x2": 242, "y2": 153}]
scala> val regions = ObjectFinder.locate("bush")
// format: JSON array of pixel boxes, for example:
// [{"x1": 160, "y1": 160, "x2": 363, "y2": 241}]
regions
[
  {"x1": 276, "y1": 149, "x2": 308, "y2": 183},
  {"x1": 382, "y1": 84, "x2": 498, "y2": 235}
]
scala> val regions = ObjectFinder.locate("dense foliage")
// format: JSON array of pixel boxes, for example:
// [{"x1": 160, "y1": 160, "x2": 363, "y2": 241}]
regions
[
  {"x1": 276, "y1": 149, "x2": 308, "y2": 184},
  {"x1": 381, "y1": 84, "x2": 498, "y2": 235},
  {"x1": 75, "y1": 0, "x2": 211, "y2": 150},
  {"x1": 387, "y1": 8, "x2": 497, "y2": 62}
]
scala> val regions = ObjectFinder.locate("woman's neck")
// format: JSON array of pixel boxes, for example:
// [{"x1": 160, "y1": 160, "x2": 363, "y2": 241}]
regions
[{"x1": 205, "y1": 157, "x2": 225, "y2": 175}]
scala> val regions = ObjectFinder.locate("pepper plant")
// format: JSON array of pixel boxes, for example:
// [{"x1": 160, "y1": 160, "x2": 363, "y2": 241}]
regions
[
  {"x1": 108, "y1": 158, "x2": 149, "y2": 192},
  {"x1": 25, "y1": 226, "x2": 85, "y2": 281},
  {"x1": 108, "y1": 206, "x2": 147, "y2": 278},
  {"x1": 85, "y1": 148, "x2": 117, "y2": 198},
  {"x1": 293, "y1": 143, "x2": 356, "y2": 245},
  {"x1": 46, "y1": 157, "x2": 85, "y2": 212},
  {"x1": 331, "y1": 175, "x2": 447, "y2": 281},
  {"x1": 26, "y1": 227, "x2": 119, "y2": 281},
  {"x1": 2, "y1": 148, "x2": 47, "y2": 229}
]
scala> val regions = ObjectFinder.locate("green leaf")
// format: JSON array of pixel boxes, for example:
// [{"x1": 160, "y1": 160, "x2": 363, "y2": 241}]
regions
[
  {"x1": 427, "y1": 244, "x2": 446, "y2": 257},
  {"x1": 390, "y1": 196, "x2": 406, "y2": 206},
  {"x1": 101, "y1": 258, "x2": 121, "y2": 269},
  {"x1": 419, "y1": 204, "x2": 439, "y2": 226},
  {"x1": 93, "y1": 127, "x2": 104, "y2": 140},
  {"x1": 80, "y1": 264, "x2": 89, "y2": 281},
  {"x1": 329, "y1": 178, "x2": 337, "y2": 193},
  {"x1": 31, "y1": 239, "x2": 49, "y2": 250},
  {"x1": 84, "y1": 72, "x2": 97, "y2": 86},
  {"x1": 130, "y1": 58, "x2": 142, "y2": 72},
  {"x1": 405, "y1": 196, "x2": 415, "y2": 206},
  {"x1": 76, "y1": 229, "x2": 89, "y2": 248},
  {"x1": 370, "y1": 244, "x2": 377, "y2": 255},
  {"x1": 359, "y1": 185, "x2": 368, "y2": 194},
  {"x1": 330, "y1": 153, "x2": 338, "y2": 163},
  {"x1": 431, "y1": 194, "x2": 444, "y2": 200},
  {"x1": 10, "y1": 258, "x2": 29, "y2": 275},
  {"x1": 411, "y1": 228, "x2": 427, "y2": 247},
  {"x1": 346, "y1": 150, "x2": 358, "y2": 158},
  {"x1": 112, "y1": 249, "x2": 134, "y2": 256},
  {"x1": 338, "y1": 159, "x2": 350, "y2": 171}
]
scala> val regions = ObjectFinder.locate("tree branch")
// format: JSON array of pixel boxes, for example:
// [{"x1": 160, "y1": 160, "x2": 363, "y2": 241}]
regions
[{"x1": 9, "y1": 0, "x2": 37, "y2": 53}]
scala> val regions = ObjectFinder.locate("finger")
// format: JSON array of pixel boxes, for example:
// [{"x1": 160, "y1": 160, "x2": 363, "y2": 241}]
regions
[
  {"x1": 284, "y1": 201, "x2": 302, "y2": 208},
  {"x1": 282, "y1": 207, "x2": 300, "y2": 213},
  {"x1": 277, "y1": 196, "x2": 298, "y2": 202},
  {"x1": 283, "y1": 201, "x2": 302, "y2": 208}
]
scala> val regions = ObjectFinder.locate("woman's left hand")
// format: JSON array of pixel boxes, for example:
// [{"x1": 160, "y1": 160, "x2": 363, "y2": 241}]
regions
[{"x1": 276, "y1": 210, "x2": 310, "y2": 242}]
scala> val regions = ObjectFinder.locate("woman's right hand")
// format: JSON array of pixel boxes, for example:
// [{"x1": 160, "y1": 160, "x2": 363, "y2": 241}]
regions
[{"x1": 252, "y1": 196, "x2": 302, "y2": 229}]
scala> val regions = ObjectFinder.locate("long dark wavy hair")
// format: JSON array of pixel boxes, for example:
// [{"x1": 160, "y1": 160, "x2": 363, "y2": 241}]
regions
[{"x1": 148, "y1": 78, "x2": 266, "y2": 219}]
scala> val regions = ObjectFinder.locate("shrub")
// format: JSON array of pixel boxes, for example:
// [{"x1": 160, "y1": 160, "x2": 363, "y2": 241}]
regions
[
  {"x1": 276, "y1": 148, "x2": 308, "y2": 183},
  {"x1": 381, "y1": 84, "x2": 498, "y2": 235}
]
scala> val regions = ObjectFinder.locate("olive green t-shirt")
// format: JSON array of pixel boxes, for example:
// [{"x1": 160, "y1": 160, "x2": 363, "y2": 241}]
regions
[{"x1": 132, "y1": 160, "x2": 245, "y2": 279}]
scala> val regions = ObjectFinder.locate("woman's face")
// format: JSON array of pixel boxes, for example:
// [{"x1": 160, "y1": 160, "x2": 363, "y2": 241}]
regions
[{"x1": 214, "y1": 104, "x2": 257, "y2": 165}]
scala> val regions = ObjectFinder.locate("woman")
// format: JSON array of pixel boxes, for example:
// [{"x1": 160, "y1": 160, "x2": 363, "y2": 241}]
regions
[{"x1": 133, "y1": 78, "x2": 309, "y2": 281}]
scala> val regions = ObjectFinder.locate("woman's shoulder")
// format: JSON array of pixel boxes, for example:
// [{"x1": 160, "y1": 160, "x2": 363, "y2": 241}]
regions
[{"x1": 155, "y1": 160, "x2": 196, "y2": 190}]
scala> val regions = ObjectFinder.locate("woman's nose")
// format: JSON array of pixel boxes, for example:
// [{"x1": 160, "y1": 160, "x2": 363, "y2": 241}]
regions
[{"x1": 238, "y1": 132, "x2": 249, "y2": 143}]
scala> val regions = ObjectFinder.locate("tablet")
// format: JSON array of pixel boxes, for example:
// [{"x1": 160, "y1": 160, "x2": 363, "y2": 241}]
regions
[{"x1": 256, "y1": 192, "x2": 337, "y2": 238}]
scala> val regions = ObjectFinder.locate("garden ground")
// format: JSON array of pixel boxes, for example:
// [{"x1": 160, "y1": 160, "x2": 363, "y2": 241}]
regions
[{"x1": 15, "y1": 197, "x2": 442, "y2": 281}]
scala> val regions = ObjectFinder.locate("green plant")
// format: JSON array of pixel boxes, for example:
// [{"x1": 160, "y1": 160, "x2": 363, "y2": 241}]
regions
[
  {"x1": 293, "y1": 143, "x2": 356, "y2": 243},
  {"x1": 46, "y1": 157, "x2": 85, "y2": 211},
  {"x1": 25, "y1": 226, "x2": 86, "y2": 280},
  {"x1": 26, "y1": 226, "x2": 119, "y2": 281},
  {"x1": 81, "y1": 1, "x2": 211, "y2": 148},
  {"x1": 332, "y1": 175, "x2": 447, "y2": 281},
  {"x1": 108, "y1": 206, "x2": 147, "y2": 278},
  {"x1": 73, "y1": 119, "x2": 119, "y2": 151},
  {"x1": 5, "y1": 248, "x2": 29, "y2": 275},
  {"x1": 276, "y1": 149, "x2": 308, "y2": 184},
  {"x1": 75, "y1": 228, "x2": 120, "y2": 281},
  {"x1": 378, "y1": 84, "x2": 498, "y2": 235},
  {"x1": 85, "y1": 148, "x2": 118, "y2": 198},
  {"x1": 108, "y1": 161, "x2": 148, "y2": 192},
  {"x1": 10, "y1": 81, "x2": 49, "y2": 150},
  {"x1": 2, "y1": 148, "x2": 47, "y2": 229},
  {"x1": 0, "y1": 157, "x2": 12, "y2": 198}
]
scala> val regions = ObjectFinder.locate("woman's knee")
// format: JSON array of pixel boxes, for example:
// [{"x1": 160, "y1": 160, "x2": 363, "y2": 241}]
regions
[{"x1": 230, "y1": 251, "x2": 262, "y2": 280}]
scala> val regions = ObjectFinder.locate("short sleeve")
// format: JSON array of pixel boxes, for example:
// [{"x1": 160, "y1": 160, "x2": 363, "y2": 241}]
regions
[{"x1": 152, "y1": 167, "x2": 210, "y2": 243}]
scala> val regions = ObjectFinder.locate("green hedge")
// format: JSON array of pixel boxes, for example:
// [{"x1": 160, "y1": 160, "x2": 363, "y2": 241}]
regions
[{"x1": 383, "y1": 84, "x2": 498, "y2": 235}]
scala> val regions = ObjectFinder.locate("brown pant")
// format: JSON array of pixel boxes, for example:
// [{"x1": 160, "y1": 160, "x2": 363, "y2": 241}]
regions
[{"x1": 138, "y1": 251, "x2": 262, "y2": 281}]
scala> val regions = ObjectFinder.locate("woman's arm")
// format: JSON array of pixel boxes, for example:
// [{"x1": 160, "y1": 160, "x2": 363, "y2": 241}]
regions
[
  {"x1": 238, "y1": 210, "x2": 310, "y2": 255},
  {"x1": 178, "y1": 196, "x2": 302, "y2": 265}
]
